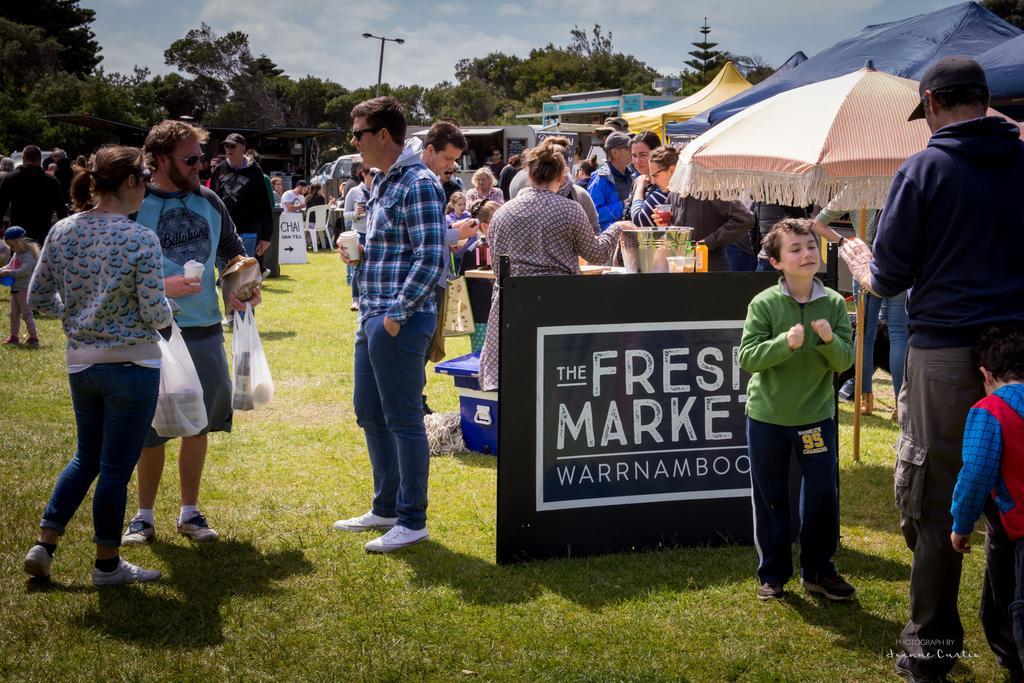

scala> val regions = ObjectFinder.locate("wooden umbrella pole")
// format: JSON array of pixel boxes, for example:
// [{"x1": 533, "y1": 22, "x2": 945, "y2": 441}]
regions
[{"x1": 852, "y1": 207, "x2": 868, "y2": 463}]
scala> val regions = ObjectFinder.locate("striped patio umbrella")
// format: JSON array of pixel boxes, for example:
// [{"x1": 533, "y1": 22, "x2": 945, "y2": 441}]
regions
[
  {"x1": 669, "y1": 62, "x2": 1020, "y2": 208},
  {"x1": 668, "y1": 62, "x2": 1022, "y2": 461}
]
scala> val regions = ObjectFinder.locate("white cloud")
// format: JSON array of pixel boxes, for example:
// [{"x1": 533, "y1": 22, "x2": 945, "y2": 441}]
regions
[
  {"x1": 497, "y1": 4, "x2": 526, "y2": 17},
  {"x1": 437, "y1": 2, "x2": 468, "y2": 15}
]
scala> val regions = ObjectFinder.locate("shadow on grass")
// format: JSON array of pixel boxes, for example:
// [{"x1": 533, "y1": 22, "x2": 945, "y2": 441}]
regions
[
  {"x1": 72, "y1": 539, "x2": 312, "y2": 648},
  {"x1": 836, "y1": 545, "x2": 909, "y2": 582},
  {"x1": 25, "y1": 577, "x2": 94, "y2": 594},
  {"x1": 391, "y1": 533, "x2": 909, "y2": 613},
  {"x1": 260, "y1": 330, "x2": 298, "y2": 342},
  {"x1": 783, "y1": 590, "x2": 903, "y2": 659},
  {"x1": 396, "y1": 541, "x2": 754, "y2": 609}
]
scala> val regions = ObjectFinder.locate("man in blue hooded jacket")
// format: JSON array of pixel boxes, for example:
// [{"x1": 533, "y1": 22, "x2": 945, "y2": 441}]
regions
[
  {"x1": 843, "y1": 56, "x2": 1024, "y2": 682},
  {"x1": 587, "y1": 131, "x2": 636, "y2": 231}
]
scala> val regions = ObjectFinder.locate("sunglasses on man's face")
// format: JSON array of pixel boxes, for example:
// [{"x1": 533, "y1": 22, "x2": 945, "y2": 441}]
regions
[
  {"x1": 351, "y1": 125, "x2": 383, "y2": 140},
  {"x1": 171, "y1": 153, "x2": 207, "y2": 167}
]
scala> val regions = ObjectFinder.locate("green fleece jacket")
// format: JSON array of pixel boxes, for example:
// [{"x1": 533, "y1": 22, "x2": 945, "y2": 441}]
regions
[{"x1": 739, "y1": 278, "x2": 854, "y2": 427}]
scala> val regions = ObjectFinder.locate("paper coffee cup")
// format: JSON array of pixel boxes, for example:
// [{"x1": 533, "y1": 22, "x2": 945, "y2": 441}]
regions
[
  {"x1": 338, "y1": 231, "x2": 361, "y2": 261},
  {"x1": 183, "y1": 259, "x2": 204, "y2": 280}
]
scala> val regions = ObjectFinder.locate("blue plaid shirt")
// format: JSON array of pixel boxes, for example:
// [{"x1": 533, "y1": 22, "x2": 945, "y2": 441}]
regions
[
  {"x1": 357, "y1": 150, "x2": 446, "y2": 324},
  {"x1": 951, "y1": 384, "x2": 1024, "y2": 534}
]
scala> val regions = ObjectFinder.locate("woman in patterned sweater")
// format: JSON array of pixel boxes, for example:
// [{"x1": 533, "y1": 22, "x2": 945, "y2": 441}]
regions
[
  {"x1": 479, "y1": 140, "x2": 624, "y2": 390},
  {"x1": 23, "y1": 145, "x2": 174, "y2": 586}
]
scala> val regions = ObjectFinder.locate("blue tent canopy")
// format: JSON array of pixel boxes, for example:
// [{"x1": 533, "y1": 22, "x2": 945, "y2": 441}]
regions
[
  {"x1": 667, "y1": 2, "x2": 1022, "y2": 137},
  {"x1": 977, "y1": 34, "x2": 1024, "y2": 118}
]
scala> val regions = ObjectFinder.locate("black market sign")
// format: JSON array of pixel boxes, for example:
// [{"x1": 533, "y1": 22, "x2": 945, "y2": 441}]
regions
[
  {"x1": 535, "y1": 321, "x2": 750, "y2": 511},
  {"x1": 497, "y1": 272, "x2": 781, "y2": 563}
]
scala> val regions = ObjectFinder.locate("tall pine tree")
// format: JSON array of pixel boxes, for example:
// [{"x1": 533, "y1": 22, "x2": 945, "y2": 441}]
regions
[{"x1": 683, "y1": 18, "x2": 725, "y2": 89}]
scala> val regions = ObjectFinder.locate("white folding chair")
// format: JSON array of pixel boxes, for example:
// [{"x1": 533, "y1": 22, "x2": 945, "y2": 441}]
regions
[{"x1": 304, "y1": 205, "x2": 331, "y2": 252}]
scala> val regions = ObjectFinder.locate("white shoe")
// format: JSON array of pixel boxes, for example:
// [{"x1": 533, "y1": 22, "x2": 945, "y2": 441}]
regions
[
  {"x1": 177, "y1": 513, "x2": 219, "y2": 542},
  {"x1": 24, "y1": 545, "x2": 52, "y2": 578},
  {"x1": 91, "y1": 558, "x2": 161, "y2": 586},
  {"x1": 364, "y1": 525, "x2": 429, "y2": 553},
  {"x1": 333, "y1": 511, "x2": 397, "y2": 532},
  {"x1": 121, "y1": 515, "x2": 155, "y2": 545}
]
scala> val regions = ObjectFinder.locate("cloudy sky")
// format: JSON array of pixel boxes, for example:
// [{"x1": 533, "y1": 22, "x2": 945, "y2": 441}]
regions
[{"x1": 85, "y1": 0, "x2": 957, "y2": 89}]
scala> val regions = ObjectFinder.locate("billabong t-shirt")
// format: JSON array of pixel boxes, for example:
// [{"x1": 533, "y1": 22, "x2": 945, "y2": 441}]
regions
[{"x1": 135, "y1": 185, "x2": 245, "y2": 328}]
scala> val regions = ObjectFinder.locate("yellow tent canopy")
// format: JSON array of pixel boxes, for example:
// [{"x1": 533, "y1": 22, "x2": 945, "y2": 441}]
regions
[{"x1": 624, "y1": 62, "x2": 752, "y2": 140}]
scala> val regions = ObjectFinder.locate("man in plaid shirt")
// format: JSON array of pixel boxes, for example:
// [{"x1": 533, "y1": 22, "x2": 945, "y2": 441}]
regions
[{"x1": 333, "y1": 97, "x2": 446, "y2": 553}]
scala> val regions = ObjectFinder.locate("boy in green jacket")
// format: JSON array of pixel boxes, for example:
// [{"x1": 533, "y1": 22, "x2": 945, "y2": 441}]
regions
[{"x1": 738, "y1": 218, "x2": 855, "y2": 602}]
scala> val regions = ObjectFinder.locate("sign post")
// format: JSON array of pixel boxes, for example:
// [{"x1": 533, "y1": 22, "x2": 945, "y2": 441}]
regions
[
  {"x1": 278, "y1": 211, "x2": 308, "y2": 265},
  {"x1": 497, "y1": 272, "x2": 781, "y2": 563}
]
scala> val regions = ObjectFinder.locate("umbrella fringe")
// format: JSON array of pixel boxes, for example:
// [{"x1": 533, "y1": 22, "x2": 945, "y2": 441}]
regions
[{"x1": 677, "y1": 165, "x2": 895, "y2": 209}]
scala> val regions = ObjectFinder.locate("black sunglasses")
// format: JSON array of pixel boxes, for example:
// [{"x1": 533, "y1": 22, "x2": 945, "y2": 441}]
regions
[
  {"x1": 132, "y1": 167, "x2": 152, "y2": 180},
  {"x1": 171, "y1": 153, "x2": 207, "y2": 166},
  {"x1": 351, "y1": 125, "x2": 383, "y2": 139}
]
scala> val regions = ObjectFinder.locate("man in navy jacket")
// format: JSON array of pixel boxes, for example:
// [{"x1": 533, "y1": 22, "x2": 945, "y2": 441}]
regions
[{"x1": 843, "y1": 56, "x2": 1024, "y2": 682}]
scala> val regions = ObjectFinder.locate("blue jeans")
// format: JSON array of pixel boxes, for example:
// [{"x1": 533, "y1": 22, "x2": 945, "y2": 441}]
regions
[
  {"x1": 756, "y1": 257, "x2": 774, "y2": 272},
  {"x1": 41, "y1": 363, "x2": 160, "y2": 547},
  {"x1": 747, "y1": 417, "x2": 839, "y2": 584},
  {"x1": 842, "y1": 287, "x2": 908, "y2": 395},
  {"x1": 726, "y1": 243, "x2": 758, "y2": 271},
  {"x1": 880, "y1": 291, "x2": 908, "y2": 398},
  {"x1": 353, "y1": 312, "x2": 435, "y2": 530}
]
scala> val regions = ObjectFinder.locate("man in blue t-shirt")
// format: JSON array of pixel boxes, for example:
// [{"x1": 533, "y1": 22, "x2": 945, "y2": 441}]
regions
[{"x1": 121, "y1": 120, "x2": 263, "y2": 547}]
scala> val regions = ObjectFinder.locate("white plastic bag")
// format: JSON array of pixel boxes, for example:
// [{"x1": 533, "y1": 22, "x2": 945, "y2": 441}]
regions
[
  {"x1": 152, "y1": 320, "x2": 208, "y2": 437},
  {"x1": 232, "y1": 303, "x2": 274, "y2": 410}
]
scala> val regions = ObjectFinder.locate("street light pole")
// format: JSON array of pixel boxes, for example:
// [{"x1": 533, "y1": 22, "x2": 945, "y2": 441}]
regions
[{"x1": 362, "y1": 33, "x2": 405, "y2": 98}]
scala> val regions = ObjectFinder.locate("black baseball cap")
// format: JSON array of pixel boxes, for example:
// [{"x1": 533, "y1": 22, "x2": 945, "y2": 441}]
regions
[
  {"x1": 223, "y1": 132, "x2": 248, "y2": 148},
  {"x1": 908, "y1": 56, "x2": 988, "y2": 121}
]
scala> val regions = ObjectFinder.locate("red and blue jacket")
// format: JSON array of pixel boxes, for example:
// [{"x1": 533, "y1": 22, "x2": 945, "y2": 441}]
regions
[{"x1": 951, "y1": 384, "x2": 1024, "y2": 538}]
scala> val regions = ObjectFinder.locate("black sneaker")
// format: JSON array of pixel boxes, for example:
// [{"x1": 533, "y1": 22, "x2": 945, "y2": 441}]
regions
[
  {"x1": 802, "y1": 573, "x2": 856, "y2": 601},
  {"x1": 894, "y1": 653, "x2": 949, "y2": 682},
  {"x1": 757, "y1": 581, "x2": 784, "y2": 600}
]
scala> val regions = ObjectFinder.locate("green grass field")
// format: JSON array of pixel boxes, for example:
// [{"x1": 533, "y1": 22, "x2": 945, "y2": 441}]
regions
[{"x1": 0, "y1": 252, "x2": 1004, "y2": 681}]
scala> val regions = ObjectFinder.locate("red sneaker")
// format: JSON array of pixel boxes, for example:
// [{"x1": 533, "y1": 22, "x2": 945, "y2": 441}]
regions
[
  {"x1": 2, "y1": 335, "x2": 19, "y2": 345},
  {"x1": 25, "y1": 337, "x2": 39, "y2": 348}
]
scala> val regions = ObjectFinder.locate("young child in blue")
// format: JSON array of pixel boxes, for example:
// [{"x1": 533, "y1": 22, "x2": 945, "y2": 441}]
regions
[
  {"x1": 0, "y1": 226, "x2": 40, "y2": 346},
  {"x1": 739, "y1": 219, "x2": 856, "y2": 602},
  {"x1": 950, "y1": 323, "x2": 1024, "y2": 665},
  {"x1": 445, "y1": 191, "x2": 470, "y2": 226}
]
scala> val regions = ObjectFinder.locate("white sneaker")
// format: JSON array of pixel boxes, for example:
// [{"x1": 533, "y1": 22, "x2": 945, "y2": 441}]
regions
[
  {"x1": 91, "y1": 558, "x2": 161, "y2": 586},
  {"x1": 23, "y1": 545, "x2": 52, "y2": 578},
  {"x1": 333, "y1": 511, "x2": 397, "y2": 532},
  {"x1": 364, "y1": 525, "x2": 429, "y2": 553},
  {"x1": 177, "y1": 513, "x2": 219, "y2": 542},
  {"x1": 121, "y1": 516, "x2": 155, "y2": 545}
]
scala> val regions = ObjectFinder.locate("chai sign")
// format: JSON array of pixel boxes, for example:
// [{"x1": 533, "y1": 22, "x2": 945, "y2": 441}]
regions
[
  {"x1": 278, "y1": 211, "x2": 307, "y2": 264},
  {"x1": 536, "y1": 321, "x2": 750, "y2": 512}
]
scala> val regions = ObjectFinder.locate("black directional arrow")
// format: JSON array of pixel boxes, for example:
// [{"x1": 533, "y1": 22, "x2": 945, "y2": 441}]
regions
[{"x1": 285, "y1": 246, "x2": 294, "y2": 252}]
